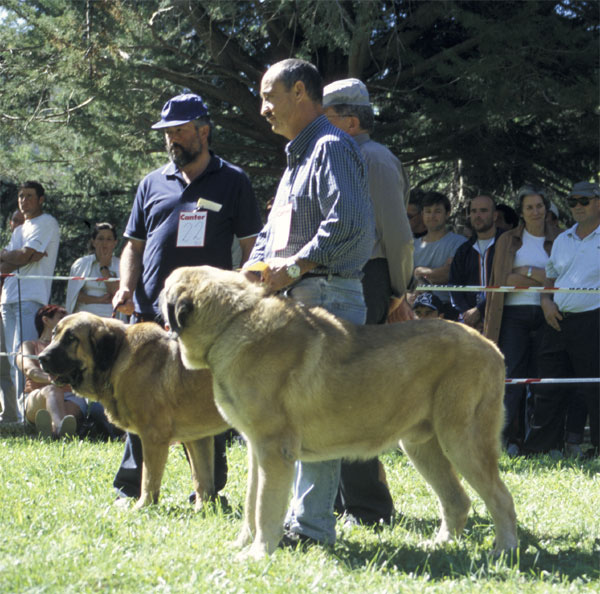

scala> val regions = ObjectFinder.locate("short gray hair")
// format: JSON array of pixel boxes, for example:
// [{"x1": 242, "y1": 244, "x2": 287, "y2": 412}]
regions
[{"x1": 330, "y1": 103, "x2": 374, "y2": 133}]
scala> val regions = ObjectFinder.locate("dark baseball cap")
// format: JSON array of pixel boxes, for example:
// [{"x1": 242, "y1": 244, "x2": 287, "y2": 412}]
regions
[
  {"x1": 151, "y1": 93, "x2": 209, "y2": 129},
  {"x1": 412, "y1": 292, "x2": 443, "y2": 312},
  {"x1": 568, "y1": 181, "x2": 600, "y2": 198}
]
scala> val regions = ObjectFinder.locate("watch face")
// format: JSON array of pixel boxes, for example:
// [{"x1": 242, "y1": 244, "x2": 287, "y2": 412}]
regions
[{"x1": 287, "y1": 264, "x2": 301, "y2": 279}]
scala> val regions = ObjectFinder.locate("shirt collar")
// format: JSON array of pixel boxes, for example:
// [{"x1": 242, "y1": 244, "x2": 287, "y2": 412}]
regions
[{"x1": 285, "y1": 115, "x2": 334, "y2": 163}]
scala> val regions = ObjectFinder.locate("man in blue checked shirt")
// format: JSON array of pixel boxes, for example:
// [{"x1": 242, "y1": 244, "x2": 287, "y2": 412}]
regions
[{"x1": 243, "y1": 58, "x2": 375, "y2": 547}]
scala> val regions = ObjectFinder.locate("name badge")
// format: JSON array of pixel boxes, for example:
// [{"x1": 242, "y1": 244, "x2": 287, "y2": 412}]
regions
[
  {"x1": 176, "y1": 211, "x2": 207, "y2": 247},
  {"x1": 271, "y1": 202, "x2": 293, "y2": 252}
]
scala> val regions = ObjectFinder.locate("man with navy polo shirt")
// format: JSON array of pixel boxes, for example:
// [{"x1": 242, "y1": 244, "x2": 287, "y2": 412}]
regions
[{"x1": 112, "y1": 93, "x2": 262, "y2": 501}]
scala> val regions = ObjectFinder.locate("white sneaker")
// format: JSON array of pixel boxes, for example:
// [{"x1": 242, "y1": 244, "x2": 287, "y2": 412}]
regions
[
  {"x1": 35, "y1": 409, "x2": 53, "y2": 438},
  {"x1": 58, "y1": 415, "x2": 77, "y2": 438}
]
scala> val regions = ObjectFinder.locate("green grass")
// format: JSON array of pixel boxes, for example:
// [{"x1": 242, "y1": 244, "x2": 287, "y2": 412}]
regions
[{"x1": 0, "y1": 429, "x2": 598, "y2": 593}]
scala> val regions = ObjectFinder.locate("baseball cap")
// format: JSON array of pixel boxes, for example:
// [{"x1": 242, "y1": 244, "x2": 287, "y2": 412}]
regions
[
  {"x1": 322, "y1": 78, "x2": 371, "y2": 108},
  {"x1": 568, "y1": 181, "x2": 600, "y2": 198},
  {"x1": 412, "y1": 292, "x2": 443, "y2": 312},
  {"x1": 151, "y1": 93, "x2": 209, "y2": 129}
]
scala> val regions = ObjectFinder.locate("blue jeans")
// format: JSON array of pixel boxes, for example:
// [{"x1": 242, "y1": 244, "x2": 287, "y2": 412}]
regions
[
  {"x1": 284, "y1": 276, "x2": 366, "y2": 544},
  {"x1": 497, "y1": 305, "x2": 544, "y2": 446},
  {"x1": 1, "y1": 300, "x2": 42, "y2": 419}
]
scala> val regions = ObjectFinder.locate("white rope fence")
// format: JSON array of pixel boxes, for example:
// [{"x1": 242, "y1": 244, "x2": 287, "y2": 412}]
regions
[{"x1": 1, "y1": 275, "x2": 598, "y2": 386}]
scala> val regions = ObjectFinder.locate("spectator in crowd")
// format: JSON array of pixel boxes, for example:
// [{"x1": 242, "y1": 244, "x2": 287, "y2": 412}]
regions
[
  {"x1": 449, "y1": 195, "x2": 503, "y2": 331},
  {"x1": 243, "y1": 58, "x2": 375, "y2": 547},
  {"x1": 16, "y1": 304, "x2": 86, "y2": 438},
  {"x1": 0, "y1": 211, "x2": 25, "y2": 423},
  {"x1": 66, "y1": 222, "x2": 120, "y2": 317},
  {"x1": 524, "y1": 181, "x2": 600, "y2": 458},
  {"x1": 484, "y1": 185, "x2": 560, "y2": 456},
  {"x1": 412, "y1": 291, "x2": 445, "y2": 319},
  {"x1": 9, "y1": 210, "x2": 24, "y2": 232},
  {"x1": 407, "y1": 189, "x2": 427, "y2": 238},
  {"x1": 412, "y1": 191, "x2": 468, "y2": 319},
  {"x1": 496, "y1": 203, "x2": 519, "y2": 232},
  {"x1": 111, "y1": 93, "x2": 262, "y2": 504},
  {"x1": 545, "y1": 201, "x2": 562, "y2": 235},
  {"x1": 0, "y1": 181, "x2": 60, "y2": 419},
  {"x1": 322, "y1": 77, "x2": 413, "y2": 526},
  {"x1": 65, "y1": 221, "x2": 123, "y2": 440}
]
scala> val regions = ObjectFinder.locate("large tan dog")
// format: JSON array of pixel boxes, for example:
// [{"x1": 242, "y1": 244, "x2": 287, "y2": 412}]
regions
[
  {"x1": 38, "y1": 312, "x2": 229, "y2": 509},
  {"x1": 161, "y1": 265, "x2": 518, "y2": 560}
]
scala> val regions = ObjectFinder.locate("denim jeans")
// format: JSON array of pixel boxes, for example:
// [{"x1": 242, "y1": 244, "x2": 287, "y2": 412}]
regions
[
  {"x1": 497, "y1": 305, "x2": 544, "y2": 446},
  {"x1": 1, "y1": 300, "x2": 42, "y2": 419},
  {"x1": 284, "y1": 276, "x2": 366, "y2": 544}
]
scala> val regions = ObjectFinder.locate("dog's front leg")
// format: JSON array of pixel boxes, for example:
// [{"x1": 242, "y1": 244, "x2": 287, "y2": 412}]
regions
[
  {"x1": 135, "y1": 437, "x2": 169, "y2": 509},
  {"x1": 184, "y1": 437, "x2": 215, "y2": 511},
  {"x1": 245, "y1": 439, "x2": 296, "y2": 559},
  {"x1": 234, "y1": 440, "x2": 258, "y2": 550}
]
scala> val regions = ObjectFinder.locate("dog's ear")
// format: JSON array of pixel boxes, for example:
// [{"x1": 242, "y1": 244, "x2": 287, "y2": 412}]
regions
[{"x1": 90, "y1": 325, "x2": 123, "y2": 373}]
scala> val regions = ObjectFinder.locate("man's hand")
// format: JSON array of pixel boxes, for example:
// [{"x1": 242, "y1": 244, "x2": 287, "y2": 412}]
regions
[
  {"x1": 112, "y1": 288, "x2": 135, "y2": 316},
  {"x1": 387, "y1": 296, "x2": 415, "y2": 323},
  {"x1": 541, "y1": 295, "x2": 562, "y2": 331},
  {"x1": 261, "y1": 257, "x2": 293, "y2": 294},
  {"x1": 463, "y1": 307, "x2": 481, "y2": 328}
]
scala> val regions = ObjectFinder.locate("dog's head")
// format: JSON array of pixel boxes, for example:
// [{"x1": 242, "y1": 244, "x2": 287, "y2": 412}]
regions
[
  {"x1": 39, "y1": 312, "x2": 125, "y2": 396},
  {"x1": 160, "y1": 265, "x2": 264, "y2": 369}
]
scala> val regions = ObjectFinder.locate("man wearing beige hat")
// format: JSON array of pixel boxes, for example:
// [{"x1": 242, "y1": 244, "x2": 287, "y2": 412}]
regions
[{"x1": 323, "y1": 78, "x2": 413, "y2": 525}]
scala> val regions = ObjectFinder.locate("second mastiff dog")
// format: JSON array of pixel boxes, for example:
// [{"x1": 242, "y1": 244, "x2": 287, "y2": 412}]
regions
[
  {"x1": 161, "y1": 265, "x2": 518, "y2": 560},
  {"x1": 39, "y1": 312, "x2": 229, "y2": 510}
]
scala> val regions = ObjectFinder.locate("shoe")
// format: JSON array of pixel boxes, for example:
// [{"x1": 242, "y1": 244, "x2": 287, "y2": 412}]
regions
[
  {"x1": 58, "y1": 415, "x2": 77, "y2": 438},
  {"x1": 35, "y1": 409, "x2": 53, "y2": 438},
  {"x1": 565, "y1": 443, "x2": 583, "y2": 458},
  {"x1": 506, "y1": 443, "x2": 521, "y2": 458},
  {"x1": 279, "y1": 529, "x2": 322, "y2": 549},
  {"x1": 548, "y1": 449, "x2": 563, "y2": 460}
]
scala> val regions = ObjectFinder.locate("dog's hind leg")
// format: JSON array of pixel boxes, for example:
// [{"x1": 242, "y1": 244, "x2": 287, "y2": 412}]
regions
[
  {"x1": 135, "y1": 438, "x2": 170, "y2": 509},
  {"x1": 442, "y1": 433, "x2": 518, "y2": 553},
  {"x1": 401, "y1": 437, "x2": 471, "y2": 545},
  {"x1": 184, "y1": 438, "x2": 215, "y2": 511},
  {"x1": 243, "y1": 437, "x2": 297, "y2": 559},
  {"x1": 234, "y1": 439, "x2": 259, "y2": 551}
]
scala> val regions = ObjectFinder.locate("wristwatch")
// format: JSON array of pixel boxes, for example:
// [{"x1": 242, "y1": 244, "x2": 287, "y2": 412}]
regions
[{"x1": 286, "y1": 262, "x2": 302, "y2": 280}]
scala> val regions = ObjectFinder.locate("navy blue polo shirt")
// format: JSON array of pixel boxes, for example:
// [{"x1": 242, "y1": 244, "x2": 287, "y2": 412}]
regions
[{"x1": 124, "y1": 153, "x2": 262, "y2": 315}]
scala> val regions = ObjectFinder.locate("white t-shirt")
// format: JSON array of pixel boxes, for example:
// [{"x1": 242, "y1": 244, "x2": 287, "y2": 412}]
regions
[
  {"x1": 1, "y1": 213, "x2": 60, "y2": 305},
  {"x1": 505, "y1": 229, "x2": 548, "y2": 307}
]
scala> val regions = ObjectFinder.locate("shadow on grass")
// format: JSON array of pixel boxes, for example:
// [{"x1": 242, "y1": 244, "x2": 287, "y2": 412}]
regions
[{"x1": 328, "y1": 514, "x2": 599, "y2": 582}]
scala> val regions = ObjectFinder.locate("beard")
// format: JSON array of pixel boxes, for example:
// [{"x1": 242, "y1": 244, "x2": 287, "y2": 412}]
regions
[
  {"x1": 168, "y1": 142, "x2": 202, "y2": 169},
  {"x1": 473, "y1": 219, "x2": 494, "y2": 234}
]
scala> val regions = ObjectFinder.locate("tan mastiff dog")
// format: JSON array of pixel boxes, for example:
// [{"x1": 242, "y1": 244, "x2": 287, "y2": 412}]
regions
[
  {"x1": 38, "y1": 312, "x2": 229, "y2": 510},
  {"x1": 161, "y1": 265, "x2": 518, "y2": 560}
]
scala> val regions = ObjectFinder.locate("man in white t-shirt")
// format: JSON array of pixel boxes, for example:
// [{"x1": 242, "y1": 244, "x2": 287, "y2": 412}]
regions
[{"x1": 0, "y1": 181, "x2": 60, "y2": 418}]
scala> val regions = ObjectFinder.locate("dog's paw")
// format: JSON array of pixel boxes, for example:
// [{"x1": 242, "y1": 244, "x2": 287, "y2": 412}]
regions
[{"x1": 235, "y1": 544, "x2": 268, "y2": 561}]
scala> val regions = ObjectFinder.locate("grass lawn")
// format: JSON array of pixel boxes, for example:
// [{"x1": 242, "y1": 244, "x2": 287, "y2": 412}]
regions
[{"x1": 0, "y1": 426, "x2": 598, "y2": 593}]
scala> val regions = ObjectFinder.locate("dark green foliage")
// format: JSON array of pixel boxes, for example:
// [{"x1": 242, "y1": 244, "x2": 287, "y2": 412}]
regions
[{"x1": 0, "y1": 0, "x2": 597, "y2": 294}]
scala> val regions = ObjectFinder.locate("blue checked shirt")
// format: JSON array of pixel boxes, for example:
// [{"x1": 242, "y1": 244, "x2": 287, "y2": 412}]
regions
[{"x1": 248, "y1": 115, "x2": 375, "y2": 278}]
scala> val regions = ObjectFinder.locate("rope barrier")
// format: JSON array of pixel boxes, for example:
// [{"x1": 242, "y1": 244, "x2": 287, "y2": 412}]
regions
[
  {"x1": 1, "y1": 273, "x2": 118, "y2": 282},
  {"x1": 415, "y1": 284, "x2": 600, "y2": 294}
]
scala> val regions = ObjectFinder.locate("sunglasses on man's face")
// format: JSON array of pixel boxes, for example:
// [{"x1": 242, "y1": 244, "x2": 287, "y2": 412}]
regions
[{"x1": 567, "y1": 196, "x2": 597, "y2": 208}]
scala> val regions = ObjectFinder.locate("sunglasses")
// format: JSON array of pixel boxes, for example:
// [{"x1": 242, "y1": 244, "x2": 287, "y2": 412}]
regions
[{"x1": 567, "y1": 196, "x2": 597, "y2": 207}]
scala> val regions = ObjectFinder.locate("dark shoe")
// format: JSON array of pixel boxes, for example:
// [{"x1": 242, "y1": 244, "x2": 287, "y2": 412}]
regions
[{"x1": 279, "y1": 529, "x2": 322, "y2": 549}]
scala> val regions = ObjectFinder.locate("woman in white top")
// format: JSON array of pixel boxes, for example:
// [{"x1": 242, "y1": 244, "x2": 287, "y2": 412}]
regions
[
  {"x1": 484, "y1": 187, "x2": 559, "y2": 455},
  {"x1": 65, "y1": 222, "x2": 125, "y2": 441},
  {"x1": 66, "y1": 222, "x2": 119, "y2": 317}
]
